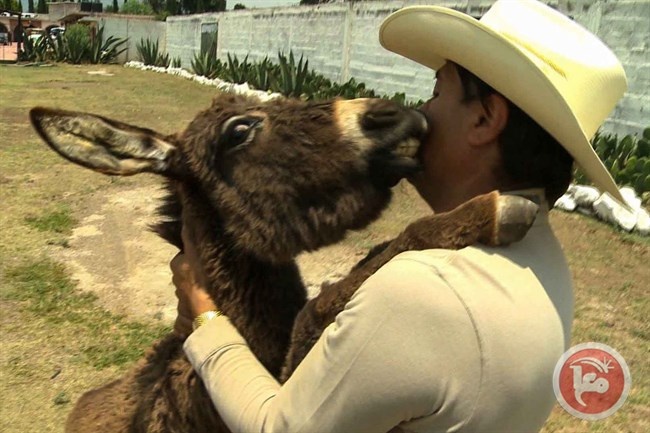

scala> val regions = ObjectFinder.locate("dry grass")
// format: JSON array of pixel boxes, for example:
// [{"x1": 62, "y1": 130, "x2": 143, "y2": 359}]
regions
[{"x1": 0, "y1": 64, "x2": 647, "y2": 432}]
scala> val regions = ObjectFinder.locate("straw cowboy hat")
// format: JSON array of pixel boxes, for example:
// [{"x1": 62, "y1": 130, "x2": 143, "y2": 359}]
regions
[{"x1": 379, "y1": 0, "x2": 628, "y2": 205}]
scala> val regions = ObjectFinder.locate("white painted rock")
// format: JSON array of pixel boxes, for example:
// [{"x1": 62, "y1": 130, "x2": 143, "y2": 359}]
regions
[
  {"x1": 635, "y1": 208, "x2": 650, "y2": 235},
  {"x1": 620, "y1": 186, "x2": 642, "y2": 210},
  {"x1": 572, "y1": 185, "x2": 601, "y2": 207},
  {"x1": 555, "y1": 194, "x2": 577, "y2": 211},
  {"x1": 593, "y1": 193, "x2": 637, "y2": 231}
]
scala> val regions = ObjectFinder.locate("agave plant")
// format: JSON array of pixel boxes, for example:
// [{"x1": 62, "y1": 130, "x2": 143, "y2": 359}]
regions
[
  {"x1": 47, "y1": 34, "x2": 67, "y2": 63},
  {"x1": 576, "y1": 127, "x2": 650, "y2": 195},
  {"x1": 137, "y1": 38, "x2": 170, "y2": 67},
  {"x1": 224, "y1": 53, "x2": 251, "y2": 84},
  {"x1": 191, "y1": 50, "x2": 224, "y2": 79},
  {"x1": 89, "y1": 26, "x2": 128, "y2": 64},
  {"x1": 18, "y1": 33, "x2": 50, "y2": 62},
  {"x1": 247, "y1": 56, "x2": 275, "y2": 91},
  {"x1": 273, "y1": 51, "x2": 309, "y2": 98}
]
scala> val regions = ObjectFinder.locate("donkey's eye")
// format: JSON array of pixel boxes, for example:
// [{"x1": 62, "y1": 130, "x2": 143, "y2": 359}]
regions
[
  {"x1": 220, "y1": 116, "x2": 262, "y2": 152},
  {"x1": 231, "y1": 123, "x2": 251, "y2": 145}
]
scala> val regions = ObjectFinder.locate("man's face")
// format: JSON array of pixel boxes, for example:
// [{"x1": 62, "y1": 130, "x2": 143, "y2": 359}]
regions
[{"x1": 411, "y1": 62, "x2": 477, "y2": 209}]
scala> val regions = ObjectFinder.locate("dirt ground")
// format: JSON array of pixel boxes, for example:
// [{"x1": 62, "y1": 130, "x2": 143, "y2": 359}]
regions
[{"x1": 52, "y1": 180, "x2": 432, "y2": 324}]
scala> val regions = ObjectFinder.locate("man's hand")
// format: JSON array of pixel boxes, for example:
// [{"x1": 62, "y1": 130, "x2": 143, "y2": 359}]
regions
[{"x1": 170, "y1": 216, "x2": 218, "y2": 338}]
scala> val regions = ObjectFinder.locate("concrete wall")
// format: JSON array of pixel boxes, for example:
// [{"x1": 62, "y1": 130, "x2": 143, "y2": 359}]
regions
[
  {"x1": 152, "y1": 0, "x2": 648, "y2": 137},
  {"x1": 85, "y1": 14, "x2": 166, "y2": 64},
  {"x1": 563, "y1": 0, "x2": 650, "y2": 137}
]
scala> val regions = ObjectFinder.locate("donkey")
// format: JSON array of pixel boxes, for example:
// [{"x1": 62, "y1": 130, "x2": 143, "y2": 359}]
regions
[{"x1": 30, "y1": 93, "x2": 537, "y2": 433}]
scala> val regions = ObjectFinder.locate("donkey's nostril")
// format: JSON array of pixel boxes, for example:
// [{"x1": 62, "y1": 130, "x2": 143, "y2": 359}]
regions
[{"x1": 362, "y1": 109, "x2": 402, "y2": 130}]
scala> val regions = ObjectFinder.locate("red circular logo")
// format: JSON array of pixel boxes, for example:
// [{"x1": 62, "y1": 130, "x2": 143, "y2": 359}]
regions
[{"x1": 553, "y1": 343, "x2": 631, "y2": 420}]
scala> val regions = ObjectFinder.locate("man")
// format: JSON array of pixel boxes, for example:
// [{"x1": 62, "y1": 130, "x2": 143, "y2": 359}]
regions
[{"x1": 172, "y1": 1, "x2": 628, "y2": 431}]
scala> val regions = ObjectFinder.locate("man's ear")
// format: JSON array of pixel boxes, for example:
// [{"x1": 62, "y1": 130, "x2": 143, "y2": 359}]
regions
[
  {"x1": 30, "y1": 107, "x2": 183, "y2": 177},
  {"x1": 467, "y1": 93, "x2": 509, "y2": 146}
]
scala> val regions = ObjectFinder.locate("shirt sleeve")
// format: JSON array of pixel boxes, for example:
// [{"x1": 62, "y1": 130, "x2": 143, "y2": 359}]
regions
[{"x1": 183, "y1": 253, "x2": 482, "y2": 433}]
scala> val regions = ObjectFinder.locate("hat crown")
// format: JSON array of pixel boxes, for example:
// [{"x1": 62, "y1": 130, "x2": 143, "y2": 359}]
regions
[{"x1": 481, "y1": 0, "x2": 626, "y2": 139}]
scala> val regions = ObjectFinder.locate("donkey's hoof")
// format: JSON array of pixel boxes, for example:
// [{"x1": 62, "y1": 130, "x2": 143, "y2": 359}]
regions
[{"x1": 495, "y1": 195, "x2": 539, "y2": 245}]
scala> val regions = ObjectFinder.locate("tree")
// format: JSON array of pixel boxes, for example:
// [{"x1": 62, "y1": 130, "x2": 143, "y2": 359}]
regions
[
  {"x1": 113, "y1": 0, "x2": 118, "y2": 12},
  {"x1": 36, "y1": 0, "x2": 47, "y2": 13},
  {"x1": 28, "y1": 0, "x2": 34, "y2": 13},
  {"x1": 233, "y1": 3, "x2": 245, "y2": 9},
  {"x1": 121, "y1": 0, "x2": 154, "y2": 14},
  {"x1": 164, "y1": 0, "x2": 179, "y2": 15}
]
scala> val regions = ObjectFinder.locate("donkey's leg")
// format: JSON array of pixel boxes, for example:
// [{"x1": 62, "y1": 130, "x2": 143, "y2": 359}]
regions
[{"x1": 281, "y1": 191, "x2": 538, "y2": 379}]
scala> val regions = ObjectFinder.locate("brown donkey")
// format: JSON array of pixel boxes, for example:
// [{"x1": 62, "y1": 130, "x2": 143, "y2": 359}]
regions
[{"x1": 30, "y1": 94, "x2": 537, "y2": 433}]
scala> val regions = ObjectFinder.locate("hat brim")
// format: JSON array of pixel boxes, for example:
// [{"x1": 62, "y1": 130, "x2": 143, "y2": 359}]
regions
[{"x1": 379, "y1": 6, "x2": 625, "y2": 205}]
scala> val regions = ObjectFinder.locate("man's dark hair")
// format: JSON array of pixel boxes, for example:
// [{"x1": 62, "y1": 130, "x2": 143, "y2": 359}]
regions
[{"x1": 455, "y1": 64, "x2": 574, "y2": 204}]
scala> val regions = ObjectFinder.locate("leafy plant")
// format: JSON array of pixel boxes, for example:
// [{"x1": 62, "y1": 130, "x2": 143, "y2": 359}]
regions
[
  {"x1": 171, "y1": 57, "x2": 181, "y2": 68},
  {"x1": 18, "y1": 32, "x2": 49, "y2": 62},
  {"x1": 137, "y1": 37, "x2": 170, "y2": 67}
]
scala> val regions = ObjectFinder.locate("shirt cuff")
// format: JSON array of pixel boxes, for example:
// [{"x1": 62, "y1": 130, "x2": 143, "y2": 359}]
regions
[{"x1": 183, "y1": 315, "x2": 248, "y2": 371}]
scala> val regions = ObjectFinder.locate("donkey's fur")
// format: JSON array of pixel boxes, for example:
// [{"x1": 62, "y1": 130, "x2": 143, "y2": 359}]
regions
[{"x1": 30, "y1": 94, "x2": 537, "y2": 433}]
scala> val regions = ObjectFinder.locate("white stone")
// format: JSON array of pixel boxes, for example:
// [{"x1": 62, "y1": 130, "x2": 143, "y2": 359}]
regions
[
  {"x1": 554, "y1": 194, "x2": 577, "y2": 212},
  {"x1": 620, "y1": 186, "x2": 642, "y2": 210},
  {"x1": 593, "y1": 193, "x2": 637, "y2": 231},
  {"x1": 573, "y1": 185, "x2": 601, "y2": 207},
  {"x1": 635, "y1": 208, "x2": 650, "y2": 236}
]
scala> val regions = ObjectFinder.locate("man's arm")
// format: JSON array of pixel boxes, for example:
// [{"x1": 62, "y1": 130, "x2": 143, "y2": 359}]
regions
[{"x1": 184, "y1": 253, "x2": 482, "y2": 433}]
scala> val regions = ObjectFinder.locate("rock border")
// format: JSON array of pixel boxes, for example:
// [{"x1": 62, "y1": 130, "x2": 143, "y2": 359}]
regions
[
  {"x1": 124, "y1": 61, "x2": 283, "y2": 102},
  {"x1": 555, "y1": 185, "x2": 649, "y2": 235}
]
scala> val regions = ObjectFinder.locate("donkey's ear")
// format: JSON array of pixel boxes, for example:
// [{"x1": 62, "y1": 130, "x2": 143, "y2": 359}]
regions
[{"x1": 30, "y1": 107, "x2": 182, "y2": 177}]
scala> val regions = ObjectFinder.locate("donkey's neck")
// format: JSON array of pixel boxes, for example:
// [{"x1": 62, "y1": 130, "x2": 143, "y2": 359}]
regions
[
  {"x1": 200, "y1": 233, "x2": 307, "y2": 377},
  {"x1": 161, "y1": 184, "x2": 307, "y2": 378}
]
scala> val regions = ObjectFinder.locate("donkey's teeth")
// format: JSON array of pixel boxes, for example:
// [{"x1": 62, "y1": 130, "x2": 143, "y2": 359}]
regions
[{"x1": 394, "y1": 138, "x2": 420, "y2": 158}]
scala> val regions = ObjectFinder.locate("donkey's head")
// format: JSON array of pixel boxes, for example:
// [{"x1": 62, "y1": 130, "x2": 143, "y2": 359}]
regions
[{"x1": 30, "y1": 93, "x2": 427, "y2": 262}]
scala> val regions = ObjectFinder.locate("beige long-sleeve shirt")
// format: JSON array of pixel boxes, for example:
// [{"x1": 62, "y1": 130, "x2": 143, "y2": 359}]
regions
[{"x1": 184, "y1": 194, "x2": 573, "y2": 433}]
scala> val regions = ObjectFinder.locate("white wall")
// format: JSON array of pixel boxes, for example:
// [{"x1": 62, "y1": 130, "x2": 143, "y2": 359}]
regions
[{"x1": 154, "y1": 0, "x2": 649, "y2": 137}]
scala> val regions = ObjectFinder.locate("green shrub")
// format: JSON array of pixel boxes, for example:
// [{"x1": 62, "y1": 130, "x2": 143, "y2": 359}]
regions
[
  {"x1": 576, "y1": 127, "x2": 650, "y2": 196},
  {"x1": 65, "y1": 24, "x2": 91, "y2": 64},
  {"x1": 121, "y1": 0, "x2": 154, "y2": 15}
]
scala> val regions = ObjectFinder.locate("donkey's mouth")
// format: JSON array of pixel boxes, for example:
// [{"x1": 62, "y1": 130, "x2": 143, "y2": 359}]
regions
[
  {"x1": 368, "y1": 136, "x2": 423, "y2": 188},
  {"x1": 392, "y1": 137, "x2": 421, "y2": 159}
]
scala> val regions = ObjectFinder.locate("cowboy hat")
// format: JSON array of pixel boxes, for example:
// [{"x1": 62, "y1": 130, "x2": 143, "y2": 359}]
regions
[{"x1": 379, "y1": 0, "x2": 628, "y2": 206}]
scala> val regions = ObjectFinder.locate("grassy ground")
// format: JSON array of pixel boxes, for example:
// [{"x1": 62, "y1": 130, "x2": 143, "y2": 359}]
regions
[{"x1": 1, "y1": 64, "x2": 648, "y2": 432}]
